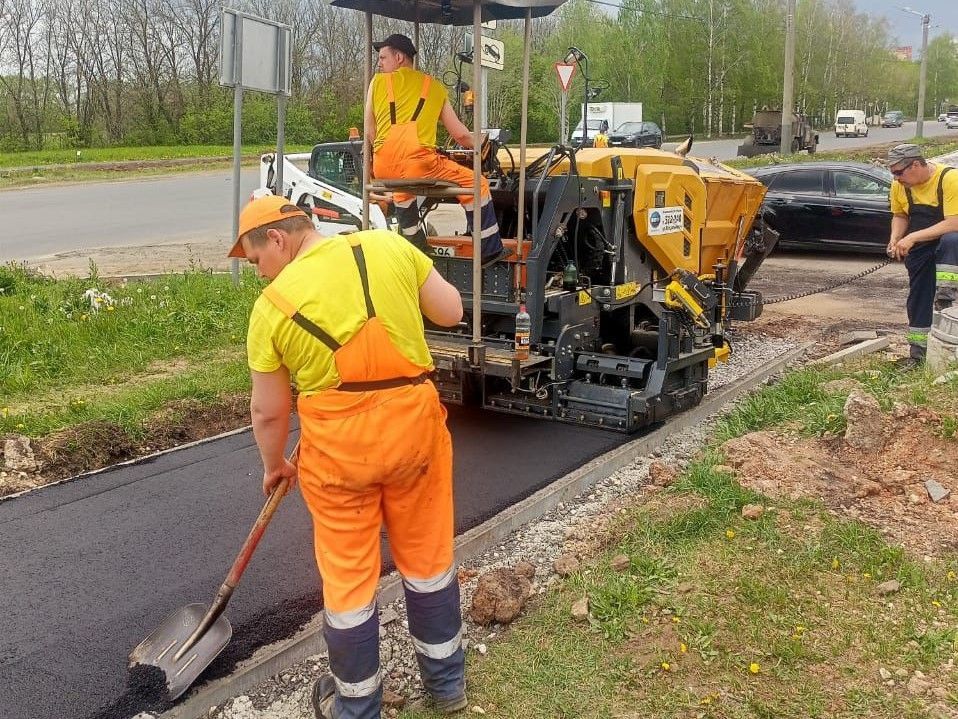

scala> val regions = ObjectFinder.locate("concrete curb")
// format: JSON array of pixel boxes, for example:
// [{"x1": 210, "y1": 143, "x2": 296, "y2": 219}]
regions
[
  {"x1": 159, "y1": 342, "x2": 812, "y2": 719},
  {"x1": 811, "y1": 336, "x2": 891, "y2": 366}
]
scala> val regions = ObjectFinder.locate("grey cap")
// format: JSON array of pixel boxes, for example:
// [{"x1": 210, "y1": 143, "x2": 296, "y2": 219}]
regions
[{"x1": 887, "y1": 143, "x2": 923, "y2": 168}]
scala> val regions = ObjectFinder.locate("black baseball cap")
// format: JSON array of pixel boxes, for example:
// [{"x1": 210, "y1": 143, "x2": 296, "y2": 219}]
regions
[{"x1": 373, "y1": 33, "x2": 417, "y2": 58}]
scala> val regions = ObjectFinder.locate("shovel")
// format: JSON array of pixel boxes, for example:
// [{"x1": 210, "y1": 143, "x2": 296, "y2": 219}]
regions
[{"x1": 129, "y1": 444, "x2": 298, "y2": 701}]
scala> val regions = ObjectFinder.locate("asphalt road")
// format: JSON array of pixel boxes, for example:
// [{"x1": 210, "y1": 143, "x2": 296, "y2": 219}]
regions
[
  {"x1": 0, "y1": 169, "x2": 260, "y2": 263},
  {"x1": 2, "y1": 122, "x2": 955, "y2": 264},
  {"x1": 662, "y1": 119, "x2": 957, "y2": 160},
  {"x1": 0, "y1": 406, "x2": 623, "y2": 719}
]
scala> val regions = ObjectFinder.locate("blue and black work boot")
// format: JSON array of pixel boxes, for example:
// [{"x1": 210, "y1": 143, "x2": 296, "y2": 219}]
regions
[
  {"x1": 431, "y1": 691, "x2": 468, "y2": 714},
  {"x1": 311, "y1": 674, "x2": 339, "y2": 719}
]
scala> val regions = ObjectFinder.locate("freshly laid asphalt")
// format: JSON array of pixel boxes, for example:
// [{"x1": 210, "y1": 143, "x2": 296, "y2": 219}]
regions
[{"x1": 0, "y1": 406, "x2": 623, "y2": 719}]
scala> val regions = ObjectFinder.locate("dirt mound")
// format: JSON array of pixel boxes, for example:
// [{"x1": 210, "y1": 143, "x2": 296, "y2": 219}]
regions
[
  {"x1": 1, "y1": 393, "x2": 251, "y2": 498},
  {"x1": 35, "y1": 420, "x2": 136, "y2": 480},
  {"x1": 720, "y1": 393, "x2": 958, "y2": 557}
]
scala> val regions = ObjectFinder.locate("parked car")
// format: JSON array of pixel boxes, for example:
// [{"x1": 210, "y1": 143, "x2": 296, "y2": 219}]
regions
[
  {"x1": 947, "y1": 115, "x2": 958, "y2": 130},
  {"x1": 881, "y1": 110, "x2": 904, "y2": 128},
  {"x1": 607, "y1": 121, "x2": 663, "y2": 149},
  {"x1": 746, "y1": 162, "x2": 893, "y2": 254},
  {"x1": 939, "y1": 113, "x2": 948, "y2": 122}
]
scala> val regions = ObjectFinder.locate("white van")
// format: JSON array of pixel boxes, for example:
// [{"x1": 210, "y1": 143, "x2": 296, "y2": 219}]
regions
[{"x1": 835, "y1": 110, "x2": 868, "y2": 138}]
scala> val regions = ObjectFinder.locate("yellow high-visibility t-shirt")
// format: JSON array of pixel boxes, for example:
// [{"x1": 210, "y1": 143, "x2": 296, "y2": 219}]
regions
[
  {"x1": 245, "y1": 230, "x2": 434, "y2": 394},
  {"x1": 890, "y1": 164, "x2": 958, "y2": 217},
  {"x1": 370, "y1": 67, "x2": 449, "y2": 152}
]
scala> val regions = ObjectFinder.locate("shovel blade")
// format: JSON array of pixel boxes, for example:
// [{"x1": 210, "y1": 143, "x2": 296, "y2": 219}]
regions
[{"x1": 129, "y1": 603, "x2": 232, "y2": 701}]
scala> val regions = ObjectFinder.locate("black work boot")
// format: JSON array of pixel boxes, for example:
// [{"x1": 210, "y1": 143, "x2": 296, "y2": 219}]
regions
[{"x1": 311, "y1": 674, "x2": 338, "y2": 719}]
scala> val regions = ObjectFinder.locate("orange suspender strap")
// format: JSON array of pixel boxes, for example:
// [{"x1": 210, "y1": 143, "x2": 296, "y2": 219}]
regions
[
  {"x1": 260, "y1": 284, "x2": 341, "y2": 352},
  {"x1": 384, "y1": 73, "x2": 397, "y2": 125},
  {"x1": 410, "y1": 74, "x2": 432, "y2": 122}
]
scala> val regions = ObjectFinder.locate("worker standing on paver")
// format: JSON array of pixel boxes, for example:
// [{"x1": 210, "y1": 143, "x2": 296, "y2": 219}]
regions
[
  {"x1": 229, "y1": 195, "x2": 468, "y2": 718},
  {"x1": 364, "y1": 33, "x2": 508, "y2": 267},
  {"x1": 887, "y1": 144, "x2": 958, "y2": 367}
]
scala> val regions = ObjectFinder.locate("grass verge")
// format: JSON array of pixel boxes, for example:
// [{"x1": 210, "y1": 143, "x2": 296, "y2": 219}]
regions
[
  {"x1": 400, "y1": 360, "x2": 958, "y2": 718},
  {"x1": 0, "y1": 143, "x2": 312, "y2": 189},
  {"x1": 725, "y1": 136, "x2": 958, "y2": 170},
  {"x1": 0, "y1": 264, "x2": 261, "y2": 438}
]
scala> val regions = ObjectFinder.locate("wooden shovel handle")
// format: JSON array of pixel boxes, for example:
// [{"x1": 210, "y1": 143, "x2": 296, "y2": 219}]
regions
[{"x1": 174, "y1": 440, "x2": 299, "y2": 661}]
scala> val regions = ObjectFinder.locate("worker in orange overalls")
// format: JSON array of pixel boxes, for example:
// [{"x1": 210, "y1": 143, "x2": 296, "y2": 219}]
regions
[
  {"x1": 364, "y1": 33, "x2": 508, "y2": 267},
  {"x1": 229, "y1": 195, "x2": 468, "y2": 718}
]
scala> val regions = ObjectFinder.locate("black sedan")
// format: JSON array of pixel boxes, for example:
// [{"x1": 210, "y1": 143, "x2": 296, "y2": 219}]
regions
[
  {"x1": 608, "y1": 121, "x2": 663, "y2": 149},
  {"x1": 746, "y1": 162, "x2": 893, "y2": 254}
]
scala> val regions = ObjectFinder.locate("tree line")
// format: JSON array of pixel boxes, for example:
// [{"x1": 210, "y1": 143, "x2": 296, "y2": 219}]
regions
[{"x1": 1, "y1": 0, "x2": 956, "y2": 151}]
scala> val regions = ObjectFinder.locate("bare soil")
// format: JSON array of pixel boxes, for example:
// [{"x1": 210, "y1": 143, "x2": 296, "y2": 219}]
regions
[{"x1": 720, "y1": 402, "x2": 958, "y2": 559}]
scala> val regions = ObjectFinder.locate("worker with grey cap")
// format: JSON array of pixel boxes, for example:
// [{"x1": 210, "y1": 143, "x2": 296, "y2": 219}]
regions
[{"x1": 886, "y1": 143, "x2": 958, "y2": 367}]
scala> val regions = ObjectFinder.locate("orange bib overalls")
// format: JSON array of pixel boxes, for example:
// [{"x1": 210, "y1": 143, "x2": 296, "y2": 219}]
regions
[
  {"x1": 260, "y1": 237, "x2": 455, "y2": 616},
  {"x1": 372, "y1": 72, "x2": 489, "y2": 206}
]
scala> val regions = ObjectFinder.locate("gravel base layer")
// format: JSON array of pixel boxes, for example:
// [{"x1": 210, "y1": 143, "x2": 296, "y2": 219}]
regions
[{"x1": 133, "y1": 332, "x2": 800, "y2": 719}]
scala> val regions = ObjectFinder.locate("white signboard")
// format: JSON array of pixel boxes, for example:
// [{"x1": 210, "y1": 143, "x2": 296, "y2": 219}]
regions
[
  {"x1": 220, "y1": 9, "x2": 291, "y2": 95},
  {"x1": 465, "y1": 33, "x2": 504, "y2": 71},
  {"x1": 647, "y1": 207, "x2": 684, "y2": 236}
]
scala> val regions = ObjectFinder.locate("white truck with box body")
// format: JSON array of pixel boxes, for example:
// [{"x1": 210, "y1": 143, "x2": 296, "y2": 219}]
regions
[
  {"x1": 570, "y1": 102, "x2": 643, "y2": 147},
  {"x1": 835, "y1": 110, "x2": 868, "y2": 138}
]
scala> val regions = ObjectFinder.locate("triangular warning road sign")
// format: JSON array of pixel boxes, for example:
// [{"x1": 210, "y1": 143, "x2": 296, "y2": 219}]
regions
[{"x1": 555, "y1": 62, "x2": 576, "y2": 92}]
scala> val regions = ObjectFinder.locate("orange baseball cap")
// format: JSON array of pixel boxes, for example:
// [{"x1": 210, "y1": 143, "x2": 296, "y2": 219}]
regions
[{"x1": 228, "y1": 195, "x2": 310, "y2": 258}]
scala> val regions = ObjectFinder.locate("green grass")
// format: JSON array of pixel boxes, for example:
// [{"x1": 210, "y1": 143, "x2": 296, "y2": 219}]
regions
[
  {"x1": 725, "y1": 137, "x2": 958, "y2": 170},
  {"x1": 398, "y1": 360, "x2": 958, "y2": 718},
  {"x1": 0, "y1": 264, "x2": 262, "y2": 435},
  {"x1": 0, "y1": 143, "x2": 312, "y2": 168}
]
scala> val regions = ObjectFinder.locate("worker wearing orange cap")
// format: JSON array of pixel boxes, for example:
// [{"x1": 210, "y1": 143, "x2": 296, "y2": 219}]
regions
[
  {"x1": 230, "y1": 195, "x2": 467, "y2": 719},
  {"x1": 364, "y1": 33, "x2": 508, "y2": 267}
]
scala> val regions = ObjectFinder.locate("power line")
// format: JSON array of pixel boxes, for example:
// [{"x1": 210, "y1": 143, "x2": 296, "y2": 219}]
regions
[{"x1": 583, "y1": 0, "x2": 703, "y2": 22}]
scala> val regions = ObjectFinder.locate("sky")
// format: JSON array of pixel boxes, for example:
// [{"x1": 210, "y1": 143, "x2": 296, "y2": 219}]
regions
[{"x1": 856, "y1": 0, "x2": 957, "y2": 52}]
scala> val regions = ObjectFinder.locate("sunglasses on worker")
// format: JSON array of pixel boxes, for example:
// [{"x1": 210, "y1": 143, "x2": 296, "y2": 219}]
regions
[{"x1": 891, "y1": 160, "x2": 916, "y2": 177}]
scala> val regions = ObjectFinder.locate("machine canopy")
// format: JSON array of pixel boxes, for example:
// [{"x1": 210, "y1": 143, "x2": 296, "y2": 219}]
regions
[{"x1": 330, "y1": 0, "x2": 566, "y2": 25}]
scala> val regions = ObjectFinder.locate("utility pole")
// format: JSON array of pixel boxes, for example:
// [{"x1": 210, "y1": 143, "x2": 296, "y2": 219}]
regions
[
  {"x1": 917, "y1": 12, "x2": 930, "y2": 138},
  {"x1": 901, "y1": 7, "x2": 931, "y2": 138},
  {"x1": 780, "y1": 0, "x2": 796, "y2": 155}
]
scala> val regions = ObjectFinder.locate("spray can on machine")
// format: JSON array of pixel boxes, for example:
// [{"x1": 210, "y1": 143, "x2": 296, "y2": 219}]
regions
[{"x1": 515, "y1": 302, "x2": 531, "y2": 360}]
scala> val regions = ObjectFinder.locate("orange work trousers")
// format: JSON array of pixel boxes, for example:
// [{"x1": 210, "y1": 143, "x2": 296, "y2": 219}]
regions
[{"x1": 296, "y1": 382, "x2": 454, "y2": 614}]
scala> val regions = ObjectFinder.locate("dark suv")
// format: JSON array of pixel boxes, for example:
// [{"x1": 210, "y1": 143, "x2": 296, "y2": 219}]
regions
[
  {"x1": 881, "y1": 111, "x2": 904, "y2": 128},
  {"x1": 607, "y1": 121, "x2": 663, "y2": 149}
]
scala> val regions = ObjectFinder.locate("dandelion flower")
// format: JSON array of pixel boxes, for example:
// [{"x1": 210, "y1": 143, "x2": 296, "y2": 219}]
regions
[
  {"x1": 831, "y1": 557, "x2": 840, "y2": 570},
  {"x1": 932, "y1": 600, "x2": 942, "y2": 608},
  {"x1": 725, "y1": 529, "x2": 736, "y2": 540},
  {"x1": 660, "y1": 661, "x2": 670, "y2": 671},
  {"x1": 680, "y1": 642, "x2": 688, "y2": 653},
  {"x1": 862, "y1": 572, "x2": 871, "y2": 579},
  {"x1": 948, "y1": 571, "x2": 956, "y2": 582},
  {"x1": 749, "y1": 662, "x2": 760, "y2": 674}
]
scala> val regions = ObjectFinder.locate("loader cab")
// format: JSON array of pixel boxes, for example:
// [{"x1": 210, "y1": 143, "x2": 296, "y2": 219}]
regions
[{"x1": 308, "y1": 141, "x2": 364, "y2": 194}]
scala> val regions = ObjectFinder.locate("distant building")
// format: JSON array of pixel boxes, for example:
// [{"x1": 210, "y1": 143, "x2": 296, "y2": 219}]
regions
[{"x1": 894, "y1": 46, "x2": 913, "y2": 61}]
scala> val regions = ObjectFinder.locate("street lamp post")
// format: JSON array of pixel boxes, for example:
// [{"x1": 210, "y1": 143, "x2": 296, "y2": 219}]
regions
[
  {"x1": 565, "y1": 47, "x2": 589, "y2": 147},
  {"x1": 901, "y1": 7, "x2": 931, "y2": 138},
  {"x1": 780, "y1": 0, "x2": 796, "y2": 155}
]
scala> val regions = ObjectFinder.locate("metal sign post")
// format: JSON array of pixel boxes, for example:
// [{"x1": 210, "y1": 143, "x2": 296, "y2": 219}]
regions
[
  {"x1": 220, "y1": 9, "x2": 292, "y2": 283},
  {"x1": 555, "y1": 62, "x2": 576, "y2": 144}
]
